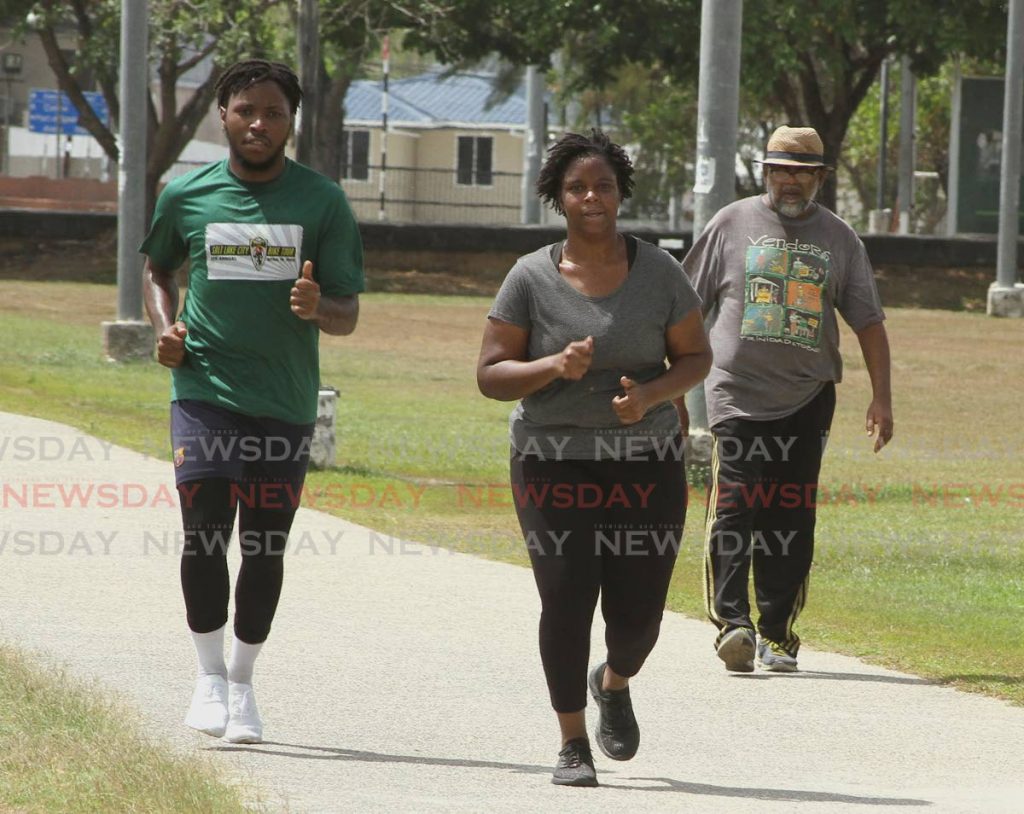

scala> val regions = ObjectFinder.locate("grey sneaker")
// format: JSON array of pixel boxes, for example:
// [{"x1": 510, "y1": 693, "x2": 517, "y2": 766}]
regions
[
  {"x1": 587, "y1": 662, "x2": 640, "y2": 761},
  {"x1": 552, "y1": 737, "x2": 598, "y2": 787},
  {"x1": 716, "y1": 627, "x2": 756, "y2": 673},
  {"x1": 757, "y1": 638, "x2": 798, "y2": 672}
]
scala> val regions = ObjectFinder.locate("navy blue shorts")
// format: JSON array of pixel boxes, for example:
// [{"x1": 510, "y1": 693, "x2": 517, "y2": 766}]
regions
[{"x1": 170, "y1": 400, "x2": 314, "y2": 497}]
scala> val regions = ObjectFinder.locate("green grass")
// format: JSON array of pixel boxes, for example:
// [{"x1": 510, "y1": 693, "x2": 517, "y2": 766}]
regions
[
  {"x1": 0, "y1": 646, "x2": 257, "y2": 813},
  {"x1": 2, "y1": 281, "x2": 1024, "y2": 715}
]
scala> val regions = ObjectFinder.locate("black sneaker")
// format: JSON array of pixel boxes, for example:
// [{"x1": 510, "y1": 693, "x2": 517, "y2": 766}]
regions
[
  {"x1": 552, "y1": 737, "x2": 598, "y2": 787},
  {"x1": 587, "y1": 662, "x2": 640, "y2": 761}
]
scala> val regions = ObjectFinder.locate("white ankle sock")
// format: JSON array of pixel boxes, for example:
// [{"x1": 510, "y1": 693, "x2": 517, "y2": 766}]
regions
[
  {"x1": 227, "y1": 637, "x2": 264, "y2": 685},
  {"x1": 190, "y1": 626, "x2": 227, "y2": 677}
]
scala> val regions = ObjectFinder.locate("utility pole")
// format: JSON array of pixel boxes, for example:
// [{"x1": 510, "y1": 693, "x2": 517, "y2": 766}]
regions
[
  {"x1": 1, "y1": 52, "x2": 23, "y2": 176},
  {"x1": 521, "y1": 65, "x2": 545, "y2": 224},
  {"x1": 102, "y1": 0, "x2": 153, "y2": 361},
  {"x1": 296, "y1": 0, "x2": 320, "y2": 167},
  {"x1": 685, "y1": 0, "x2": 743, "y2": 442},
  {"x1": 378, "y1": 33, "x2": 390, "y2": 222},
  {"x1": 989, "y1": 0, "x2": 1024, "y2": 316},
  {"x1": 896, "y1": 56, "x2": 915, "y2": 235},
  {"x1": 869, "y1": 59, "x2": 891, "y2": 233}
]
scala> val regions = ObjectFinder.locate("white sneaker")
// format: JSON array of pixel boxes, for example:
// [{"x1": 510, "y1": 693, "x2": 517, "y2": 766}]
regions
[
  {"x1": 184, "y1": 674, "x2": 229, "y2": 737},
  {"x1": 224, "y1": 681, "x2": 263, "y2": 743}
]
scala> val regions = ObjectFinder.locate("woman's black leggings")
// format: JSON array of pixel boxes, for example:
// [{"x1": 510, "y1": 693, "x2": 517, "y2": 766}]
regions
[
  {"x1": 178, "y1": 477, "x2": 297, "y2": 644},
  {"x1": 510, "y1": 446, "x2": 687, "y2": 713}
]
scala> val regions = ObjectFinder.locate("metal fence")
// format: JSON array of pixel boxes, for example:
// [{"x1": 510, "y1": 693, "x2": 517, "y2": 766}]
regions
[
  {"x1": 164, "y1": 161, "x2": 525, "y2": 224},
  {"x1": 341, "y1": 164, "x2": 523, "y2": 225}
]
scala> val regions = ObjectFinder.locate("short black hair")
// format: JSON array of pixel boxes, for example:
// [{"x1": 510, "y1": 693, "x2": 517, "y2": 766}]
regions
[
  {"x1": 536, "y1": 129, "x2": 634, "y2": 215},
  {"x1": 215, "y1": 59, "x2": 302, "y2": 114}
]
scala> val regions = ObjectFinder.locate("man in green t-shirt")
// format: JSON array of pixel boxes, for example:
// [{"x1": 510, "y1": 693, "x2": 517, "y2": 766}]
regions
[{"x1": 142, "y1": 59, "x2": 364, "y2": 744}]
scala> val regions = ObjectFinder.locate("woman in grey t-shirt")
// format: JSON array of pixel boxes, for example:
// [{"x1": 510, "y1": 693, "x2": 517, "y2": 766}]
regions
[{"x1": 476, "y1": 130, "x2": 711, "y2": 787}]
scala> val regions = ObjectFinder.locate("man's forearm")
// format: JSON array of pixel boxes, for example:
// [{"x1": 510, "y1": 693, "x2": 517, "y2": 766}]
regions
[
  {"x1": 143, "y1": 264, "x2": 179, "y2": 332},
  {"x1": 856, "y1": 321, "x2": 891, "y2": 402},
  {"x1": 314, "y1": 294, "x2": 359, "y2": 336}
]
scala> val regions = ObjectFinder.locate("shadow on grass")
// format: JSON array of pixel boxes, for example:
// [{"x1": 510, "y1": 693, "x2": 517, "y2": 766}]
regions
[
  {"x1": 789, "y1": 670, "x2": 934, "y2": 686},
  {"x1": 212, "y1": 742, "x2": 931, "y2": 806},
  {"x1": 939, "y1": 674, "x2": 1024, "y2": 687}
]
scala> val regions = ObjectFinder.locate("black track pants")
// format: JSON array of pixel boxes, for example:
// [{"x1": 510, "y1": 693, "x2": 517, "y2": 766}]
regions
[{"x1": 703, "y1": 383, "x2": 835, "y2": 655}]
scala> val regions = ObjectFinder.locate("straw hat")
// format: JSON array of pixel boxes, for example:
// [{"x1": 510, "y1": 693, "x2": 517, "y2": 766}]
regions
[{"x1": 761, "y1": 126, "x2": 826, "y2": 167}]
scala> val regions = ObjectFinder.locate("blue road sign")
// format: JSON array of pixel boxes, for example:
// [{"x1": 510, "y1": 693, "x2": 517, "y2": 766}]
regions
[{"x1": 28, "y1": 88, "x2": 110, "y2": 136}]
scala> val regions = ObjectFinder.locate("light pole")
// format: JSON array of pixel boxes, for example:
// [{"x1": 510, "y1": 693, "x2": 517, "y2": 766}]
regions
[
  {"x1": 685, "y1": 0, "x2": 743, "y2": 457},
  {"x1": 868, "y1": 59, "x2": 892, "y2": 233},
  {"x1": 101, "y1": 0, "x2": 153, "y2": 360},
  {"x1": 896, "y1": 56, "x2": 915, "y2": 234},
  {"x1": 521, "y1": 65, "x2": 545, "y2": 224},
  {"x1": 988, "y1": 0, "x2": 1024, "y2": 316}
]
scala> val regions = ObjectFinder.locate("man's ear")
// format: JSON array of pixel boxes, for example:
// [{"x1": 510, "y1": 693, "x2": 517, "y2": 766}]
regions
[{"x1": 218, "y1": 106, "x2": 226, "y2": 125}]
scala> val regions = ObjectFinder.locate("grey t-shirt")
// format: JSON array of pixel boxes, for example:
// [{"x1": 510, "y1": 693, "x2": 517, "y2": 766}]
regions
[
  {"x1": 683, "y1": 195, "x2": 884, "y2": 427},
  {"x1": 489, "y1": 237, "x2": 702, "y2": 460}
]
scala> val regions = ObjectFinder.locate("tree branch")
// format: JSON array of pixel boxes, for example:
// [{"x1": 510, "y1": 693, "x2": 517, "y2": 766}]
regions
[{"x1": 34, "y1": 24, "x2": 119, "y2": 161}]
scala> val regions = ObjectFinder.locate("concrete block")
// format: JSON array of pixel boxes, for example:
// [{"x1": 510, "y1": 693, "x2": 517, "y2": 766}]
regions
[
  {"x1": 310, "y1": 387, "x2": 338, "y2": 469},
  {"x1": 986, "y1": 282, "x2": 1024, "y2": 317},
  {"x1": 101, "y1": 320, "x2": 153, "y2": 362}
]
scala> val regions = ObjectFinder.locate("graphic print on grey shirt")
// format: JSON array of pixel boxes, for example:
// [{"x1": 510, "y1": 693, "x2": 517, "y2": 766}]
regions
[
  {"x1": 683, "y1": 196, "x2": 885, "y2": 427},
  {"x1": 489, "y1": 238, "x2": 702, "y2": 460}
]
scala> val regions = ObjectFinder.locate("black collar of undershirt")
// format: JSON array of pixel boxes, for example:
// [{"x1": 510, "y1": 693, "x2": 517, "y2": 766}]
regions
[{"x1": 552, "y1": 234, "x2": 638, "y2": 270}]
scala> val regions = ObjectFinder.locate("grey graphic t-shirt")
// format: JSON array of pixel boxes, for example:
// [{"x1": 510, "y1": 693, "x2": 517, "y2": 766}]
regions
[
  {"x1": 489, "y1": 238, "x2": 702, "y2": 460},
  {"x1": 683, "y1": 195, "x2": 884, "y2": 427}
]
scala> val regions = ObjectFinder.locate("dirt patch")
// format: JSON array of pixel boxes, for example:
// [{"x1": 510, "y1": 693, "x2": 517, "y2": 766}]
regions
[
  {"x1": 370, "y1": 263, "x2": 997, "y2": 309},
  {"x1": 365, "y1": 268, "x2": 501, "y2": 297},
  {"x1": 872, "y1": 265, "x2": 992, "y2": 313},
  {"x1": 0, "y1": 233, "x2": 121, "y2": 284},
  {"x1": 0, "y1": 235, "x2": 1001, "y2": 309}
]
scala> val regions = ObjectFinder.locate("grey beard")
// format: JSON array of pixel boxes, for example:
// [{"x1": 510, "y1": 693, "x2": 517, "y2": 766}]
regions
[
  {"x1": 775, "y1": 199, "x2": 813, "y2": 218},
  {"x1": 770, "y1": 182, "x2": 819, "y2": 218}
]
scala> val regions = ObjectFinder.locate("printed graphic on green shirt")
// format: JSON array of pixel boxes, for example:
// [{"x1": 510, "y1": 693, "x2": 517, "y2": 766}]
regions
[
  {"x1": 741, "y1": 245, "x2": 830, "y2": 350},
  {"x1": 205, "y1": 222, "x2": 303, "y2": 281}
]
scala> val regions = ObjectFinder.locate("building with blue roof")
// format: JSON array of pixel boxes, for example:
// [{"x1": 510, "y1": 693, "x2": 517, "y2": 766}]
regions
[{"x1": 340, "y1": 70, "x2": 529, "y2": 224}]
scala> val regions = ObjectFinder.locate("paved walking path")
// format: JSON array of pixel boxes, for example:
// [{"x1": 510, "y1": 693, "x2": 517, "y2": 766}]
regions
[{"x1": 1, "y1": 411, "x2": 1022, "y2": 812}]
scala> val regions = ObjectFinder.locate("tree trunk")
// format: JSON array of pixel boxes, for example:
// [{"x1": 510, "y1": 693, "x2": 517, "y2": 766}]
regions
[
  {"x1": 310, "y1": 60, "x2": 361, "y2": 182},
  {"x1": 770, "y1": 44, "x2": 890, "y2": 214},
  {"x1": 818, "y1": 130, "x2": 843, "y2": 212},
  {"x1": 839, "y1": 156, "x2": 874, "y2": 217}
]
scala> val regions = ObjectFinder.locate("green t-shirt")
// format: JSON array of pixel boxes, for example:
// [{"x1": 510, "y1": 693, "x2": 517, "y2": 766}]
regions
[{"x1": 140, "y1": 158, "x2": 364, "y2": 424}]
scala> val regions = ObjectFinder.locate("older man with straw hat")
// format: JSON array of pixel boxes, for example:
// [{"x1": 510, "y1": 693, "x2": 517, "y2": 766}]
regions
[{"x1": 681, "y1": 125, "x2": 894, "y2": 674}]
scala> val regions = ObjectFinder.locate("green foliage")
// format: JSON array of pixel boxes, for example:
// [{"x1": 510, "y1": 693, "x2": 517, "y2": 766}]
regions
[
  {"x1": 536, "y1": 1, "x2": 1008, "y2": 210},
  {"x1": 839, "y1": 55, "x2": 1005, "y2": 231},
  {"x1": 586, "y1": 64, "x2": 697, "y2": 221}
]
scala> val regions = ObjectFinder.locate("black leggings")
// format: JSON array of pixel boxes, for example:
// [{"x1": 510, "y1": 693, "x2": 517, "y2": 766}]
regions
[
  {"x1": 510, "y1": 446, "x2": 687, "y2": 713},
  {"x1": 178, "y1": 477, "x2": 298, "y2": 644}
]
